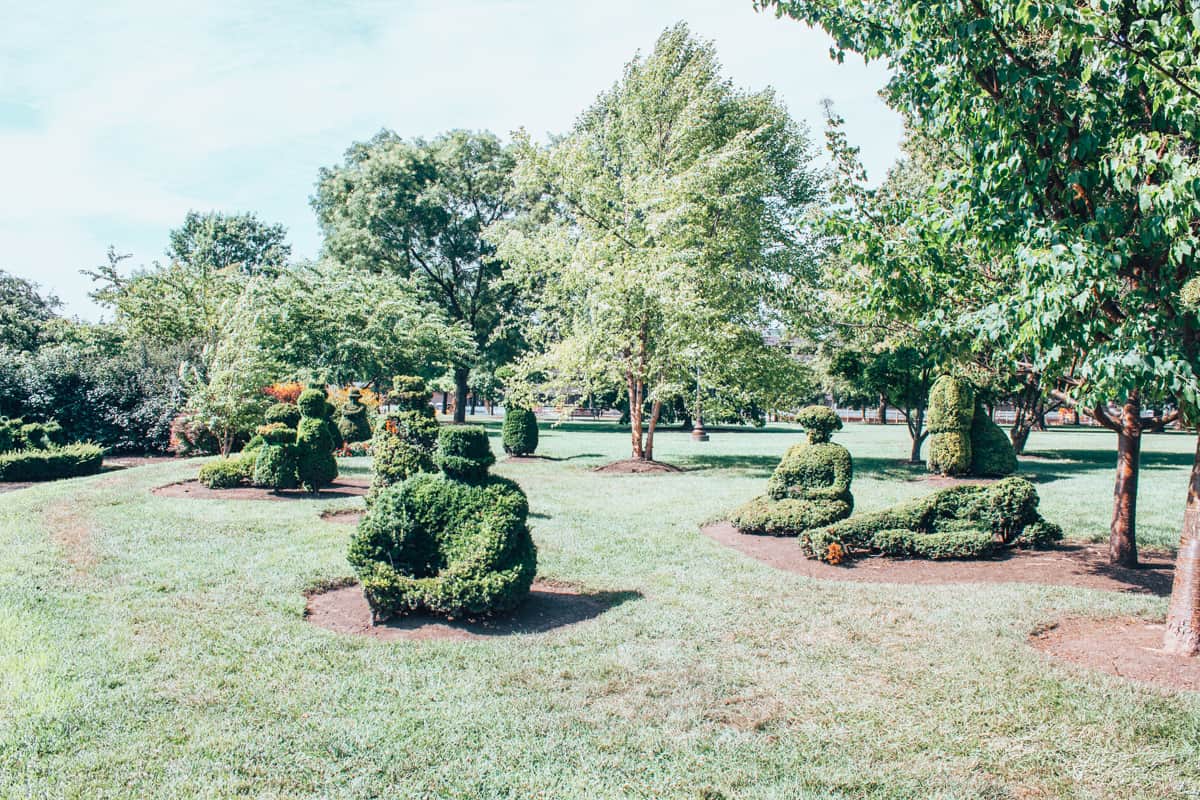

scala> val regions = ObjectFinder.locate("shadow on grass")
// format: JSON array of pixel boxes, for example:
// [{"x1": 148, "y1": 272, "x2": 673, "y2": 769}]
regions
[{"x1": 681, "y1": 454, "x2": 780, "y2": 477}]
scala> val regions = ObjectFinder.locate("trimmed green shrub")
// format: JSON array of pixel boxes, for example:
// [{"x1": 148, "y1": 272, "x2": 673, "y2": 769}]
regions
[
  {"x1": 0, "y1": 443, "x2": 105, "y2": 481},
  {"x1": 338, "y1": 388, "x2": 374, "y2": 444},
  {"x1": 927, "y1": 375, "x2": 974, "y2": 475},
  {"x1": 390, "y1": 375, "x2": 432, "y2": 411},
  {"x1": 801, "y1": 477, "x2": 1057, "y2": 562},
  {"x1": 264, "y1": 402, "x2": 301, "y2": 428},
  {"x1": 502, "y1": 407, "x2": 539, "y2": 456},
  {"x1": 252, "y1": 443, "x2": 298, "y2": 491},
  {"x1": 296, "y1": 418, "x2": 337, "y2": 493},
  {"x1": 348, "y1": 468, "x2": 537, "y2": 619},
  {"x1": 0, "y1": 418, "x2": 16, "y2": 452},
  {"x1": 297, "y1": 389, "x2": 326, "y2": 419},
  {"x1": 198, "y1": 457, "x2": 251, "y2": 489},
  {"x1": 795, "y1": 405, "x2": 842, "y2": 443},
  {"x1": 436, "y1": 425, "x2": 495, "y2": 482},
  {"x1": 969, "y1": 404, "x2": 1018, "y2": 477},
  {"x1": 729, "y1": 494, "x2": 853, "y2": 537}
]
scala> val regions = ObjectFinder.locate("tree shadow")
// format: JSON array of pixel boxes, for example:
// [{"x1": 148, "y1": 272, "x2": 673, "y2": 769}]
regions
[
  {"x1": 681, "y1": 454, "x2": 780, "y2": 477},
  {"x1": 851, "y1": 456, "x2": 928, "y2": 482}
]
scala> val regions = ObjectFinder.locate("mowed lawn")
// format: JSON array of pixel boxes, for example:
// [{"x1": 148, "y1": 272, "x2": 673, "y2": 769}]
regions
[{"x1": 2, "y1": 421, "x2": 1199, "y2": 799}]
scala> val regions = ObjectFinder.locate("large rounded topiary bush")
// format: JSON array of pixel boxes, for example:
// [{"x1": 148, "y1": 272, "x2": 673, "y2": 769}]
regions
[
  {"x1": 348, "y1": 425, "x2": 536, "y2": 620},
  {"x1": 502, "y1": 407, "x2": 539, "y2": 456}
]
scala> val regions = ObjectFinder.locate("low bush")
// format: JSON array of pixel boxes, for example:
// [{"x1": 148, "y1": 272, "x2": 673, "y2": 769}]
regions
[
  {"x1": 502, "y1": 407, "x2": 539, "y2": 456},
  {"x1": 0, "y1": 443, "x2": 104, "y2": 482},
  {"x1": 264, "y1": 403, "x2": 301, "y2": 428},
  {"x1": 198, "y1": 457, "x2": 252, "y2": 489}
]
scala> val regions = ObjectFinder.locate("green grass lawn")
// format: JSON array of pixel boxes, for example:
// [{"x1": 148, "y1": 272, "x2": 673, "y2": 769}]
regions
[{"x1": 2, "y1": 422, "x2": 1199, "y2": 798}]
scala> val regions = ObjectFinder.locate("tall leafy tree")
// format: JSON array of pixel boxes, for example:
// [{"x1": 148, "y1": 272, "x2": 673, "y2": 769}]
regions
[
  {"x1": 313, "y1": 129, "x2": 520, "y2": 423},
  {"x1": 493, "y1": 23, "x2": 822, "y2": 461},
  {"x1": 167, "y1": 210, "x2": 290, "y2": 277},
  {"x1": 0, "y1": 270, "x2": 59, "y2": 352},
  {"x1": 762, "y1": 1, "x2": 1200, "y2": 650}
]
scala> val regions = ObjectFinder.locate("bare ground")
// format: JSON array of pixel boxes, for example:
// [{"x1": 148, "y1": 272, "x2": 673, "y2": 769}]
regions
[
  {"x1": 593, "y1": 458, "x2": 683, "y2": 474},
  {"x1": 1030, "y1": 616, "x2": 1200, "y2": 692},
  {"x1": 701, "y1": 522, "x2": 1174, "y2": 595},
  {"x1": 153, "y1": 478, "x2": 370, "y2": 501}
]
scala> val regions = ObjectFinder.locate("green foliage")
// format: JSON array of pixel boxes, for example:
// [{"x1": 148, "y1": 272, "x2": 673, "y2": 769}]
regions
[
  {"x1": 251, "y1": 444, "x2": 298, "y2": 492},
  {"x1": 337, "y1": 390, "x2": 373, "y2": 444},
  {"x1": 501, "y1": 407, "x2": 538, "y2": 456},
  {"x1": 264, "y1": 403, "x2": 301, "y2": 428},
  {"x1": 197, "y1": 457, "x2": 252, "y2": 489},
  {"x1": 0, "y1": 443, "x2": 104, "y2": 482},
  {"x1": 969, "y1": 406, "x2": 1018, "y2": 477},
  {"x1": 927, "y1": 376, "x2": 975, "y2": 476},
  {"x1": 296, "y1": 389, "x2": 326, "y2": 419},
  {"x1": 295, "y1": 417, "x2": 337, "y2": 493},
  {"x1": 435, "y1": 425, "x2": 495, "y2": 482},
  {"x1": 0, "y1": 269, "x2": 59, "y2": 352},
  {"x1": 802, "y1": 478, "x2": 1056, "y2": 563},
  {"x1": 390, "y1": 375, "x2": 431, "y2": 410},
  {"x1": 494, "y1": 23, "x2": 821, "y2": 456},
  {"x1": 372, "y1": 378, "x2": 439, "y2": 489},
  {"x1": 256, "y1": 422, "x2": 296, "y2": 446},
  {"x1": 794, "y1": 405, "x2": 841, "y2": 444},
  {"x1": 729, "y1": 494, "x2": 853, "y2": 538},
  {"x1": 348, "y1": 471, "x2": 537, "y2": 620},
  {"x1": 166, "y1": 210, "x2": 290, "y2": 277}
]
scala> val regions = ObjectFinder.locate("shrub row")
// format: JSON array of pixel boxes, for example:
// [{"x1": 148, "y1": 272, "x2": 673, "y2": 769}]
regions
[{"x1": 0, "y1": 443, "x2": 105, "y2": 481}]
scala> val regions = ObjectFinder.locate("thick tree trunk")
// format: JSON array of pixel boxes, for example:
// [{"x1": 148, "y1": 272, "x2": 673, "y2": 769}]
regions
[
  {"x1": 441, "y1": 392, "x2": 448, "y2": 414},
  {"x1": 1010, "y1": 421, "x2": 1033, "y2": 455},
  {"x1": 1096, "y1": 396, "x2": 1143, "y2": 567},
  {"x1": 909, "y1": 433, "x2": 926, "y2": 463},
  {"x1": 906, "y1": 407, "x2": 926, "y2": 462},
  {"x1": 453, "y1": 367, "x2": 469, "y2": 424},
  {"x1": 877, "y1": 397, "x2": 888, "y2": 425},
  {"x1": 1165, "y1": 435, "x2": 1200, "y2": 656}
]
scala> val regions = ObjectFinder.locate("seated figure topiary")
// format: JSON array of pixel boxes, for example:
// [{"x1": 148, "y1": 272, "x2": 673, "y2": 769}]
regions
[
  {"x1": 296, "y1": 389, "x2": 338, "y2": 492},
  {"x1": 372, "y1": 375, "x2": 440, "y2": 489},
  {"x1": 801, "y1": 476, "x2": 1062, "y2": 563},
  {"x1": 502, "y1": 406, "x2": 539, "y2": 456},
  {"x1": 729, "y1": 405, "x2": 853, "y2": 536},
  {"x1": 250, "y1": 422, "x2": 298, "y2": 491},
  {"x1": 337, "y1": 387, "x2": 374, "y2": 445},
  {"x1": 348, "y1": 425, "x2": 536, "y2": 620},
  {"x1": 927, "y1": 375, "x2": 975, "y2": 475}
]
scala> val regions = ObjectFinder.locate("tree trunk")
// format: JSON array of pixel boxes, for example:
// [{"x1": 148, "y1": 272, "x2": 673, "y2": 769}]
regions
[
  {"x1": 644, "y1": 399, "x2": 663, "y2": 461},
  {"x1": 909, "y1": 433, "x2": 926, "y2": 463},
  {"x1": 1165, "y1": 434, "x2": 1200, "y2": 655},
  {"x1": 1010, "y1": 421, "x2": 1033, "y2": 454},
  {"x1": 441, "y1": 391, "x2": 448, "y2": 414},
  {"x1": 877, "y1": 397, "x2": 888, "y2": 425},
  {"x1": 628, "y1": 372, "x2": 644, "y2": 459},
  {"x1": 1098, "y1": 396, "x2": 1143, "y2": 567},
  {"x1": 453, "y1": 367, "x2": 469, "y2": 424},
  {"x1": 906, "y1": 407, "x2": 926, "y2": 462}
]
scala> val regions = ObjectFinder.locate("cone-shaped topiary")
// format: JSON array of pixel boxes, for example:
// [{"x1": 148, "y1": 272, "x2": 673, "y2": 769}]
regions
[
  {"x1": 969, "y1": 403, "x2": 1018, "y2": 477},
  {"x1": 372, "y1": 376, "x2": 440, "y2": 489},
  {"x1": 296, "y1": 389, "x2": 338, "y2": 492},
  {"x1": 926, "y1": 375, "x2": 975, "y2": 475},
  {"x1": 801, "y1": 477, "x2": 1060, "y2": 563},
  {"x1": 502, "y1": 407, "x2": 539, "y2": 456},
  {"x1": 348, "y1": 424, "x2": 537, "y2": 620},
  {"x1": 730, "y1": 406, "x2": 853, "y2": 536}
]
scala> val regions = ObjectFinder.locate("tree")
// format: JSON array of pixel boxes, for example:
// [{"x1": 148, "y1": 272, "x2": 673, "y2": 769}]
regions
[
  {"x1": 828, "y1": 344, "x2": 937, "y2": 461},
  {"x1": 0, "y1": 270, "x2": 60, "y2": 352},
  {"x1": 167, "y1": 210, "x2": 290, "y2": 277},
  {"x1": 762, "y1": 1, "x2": 1200, "y2": 650},
  {"x1": 313, "y1": 129, "x2": 522, "y2": 423},
  {"x1": 493, "y1": 23, "x2": 822, "y2": 461}
]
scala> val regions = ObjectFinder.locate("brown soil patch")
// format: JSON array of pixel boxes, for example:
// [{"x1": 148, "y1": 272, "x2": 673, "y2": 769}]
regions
[
  {"x1": 104, "y1": 455, "x2": 176, "y2": 469},
  {"x1": 701, "y1": 522, "x2": 1174, "y2": 595},
  {"x1": 153, "y1": 478, "x2": 370, "y2": 501},
  {"x1": 1031, "y1": 616, "x2": 1200, "y2": 692},
  {"x1": 594, "y1": 458, "x2": 682, "y2": 474},
  {"x1": 0, "y1": 481, "x2": 35, "y2": 495},
  {"x1": 320, "y1": 508, "x2": 364, "y2": 524},
  {"x1": 305, "y1": 580, "x2": 638, "y2": 641}
]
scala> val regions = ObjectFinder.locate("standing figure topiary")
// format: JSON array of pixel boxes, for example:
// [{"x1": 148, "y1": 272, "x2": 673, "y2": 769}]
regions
[
  {"x1": 295, "y1": 389, "x2": 338, "y2": 492},
  {"x1": 729, "y1": 405, "x2": 854, "y2": 536},
  {"x1": 349, "y1": 425, "x2": 536, "y2": 620},
  {"x1": 337, "y1": 387, "x2": 374, "y2": 445},
  {"x1": 926, "y1": 375, "x2": 975, "y2": 475},
  {"x1": 371, "y1": 375, "x2": 440, "y2": 489},
  {"x1": 969, "y1": 402, "x2": 1018, "y2": 477},
  {"x1": 502, "y1": 406, "x2": 539, "y2": 456}
]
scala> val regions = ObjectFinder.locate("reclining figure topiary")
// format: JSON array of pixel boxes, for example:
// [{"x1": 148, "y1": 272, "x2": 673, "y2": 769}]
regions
[
  {"x1": 348, "y1": 425, "x2": 538, "y2": 620},
  {"x1": 800, "y1": 477, "x2": 1062, "y2": 563},
  {"x1": 729, "y1": 405, "x2": 854, "y2": 536}
]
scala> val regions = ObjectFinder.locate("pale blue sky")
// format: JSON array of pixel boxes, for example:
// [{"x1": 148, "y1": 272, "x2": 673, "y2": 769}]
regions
[{"x1": 0, "y1": 0, "x2": 902, "y2": 318}]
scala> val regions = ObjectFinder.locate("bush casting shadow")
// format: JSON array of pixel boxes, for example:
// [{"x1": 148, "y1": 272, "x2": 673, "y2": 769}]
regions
[
  {"x1": 306, "y1": 581, "x2": 642, "y2": 641},
  {"x1": 155, "y1": 478, "x2": 369, "y2": 501}
]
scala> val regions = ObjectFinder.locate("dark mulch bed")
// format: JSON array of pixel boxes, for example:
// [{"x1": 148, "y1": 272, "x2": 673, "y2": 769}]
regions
[
  {"x1": 153, "y1": 478, "x2": 370, "y2": 501},
  {"x1": 701, "y1": 521, "x2": 1174, "y2": 596},
  {"x1": 1030, "y1": 616, "x2": 1200, "y2": 692},
  {"x1": 320, "y1": 508, "x2": 364, "y2": 524},
  {"x1": 305, "y1": 580, "x2": 638, "y2": 641},
  {"x1": 593, "y1": 458, "x2": 682, "y2": 474}
]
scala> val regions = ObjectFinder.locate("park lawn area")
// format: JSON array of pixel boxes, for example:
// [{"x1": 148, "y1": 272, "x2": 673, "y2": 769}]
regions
[{"x1": 2, "y1": 422, "x2": 1199, "y2": 799}]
